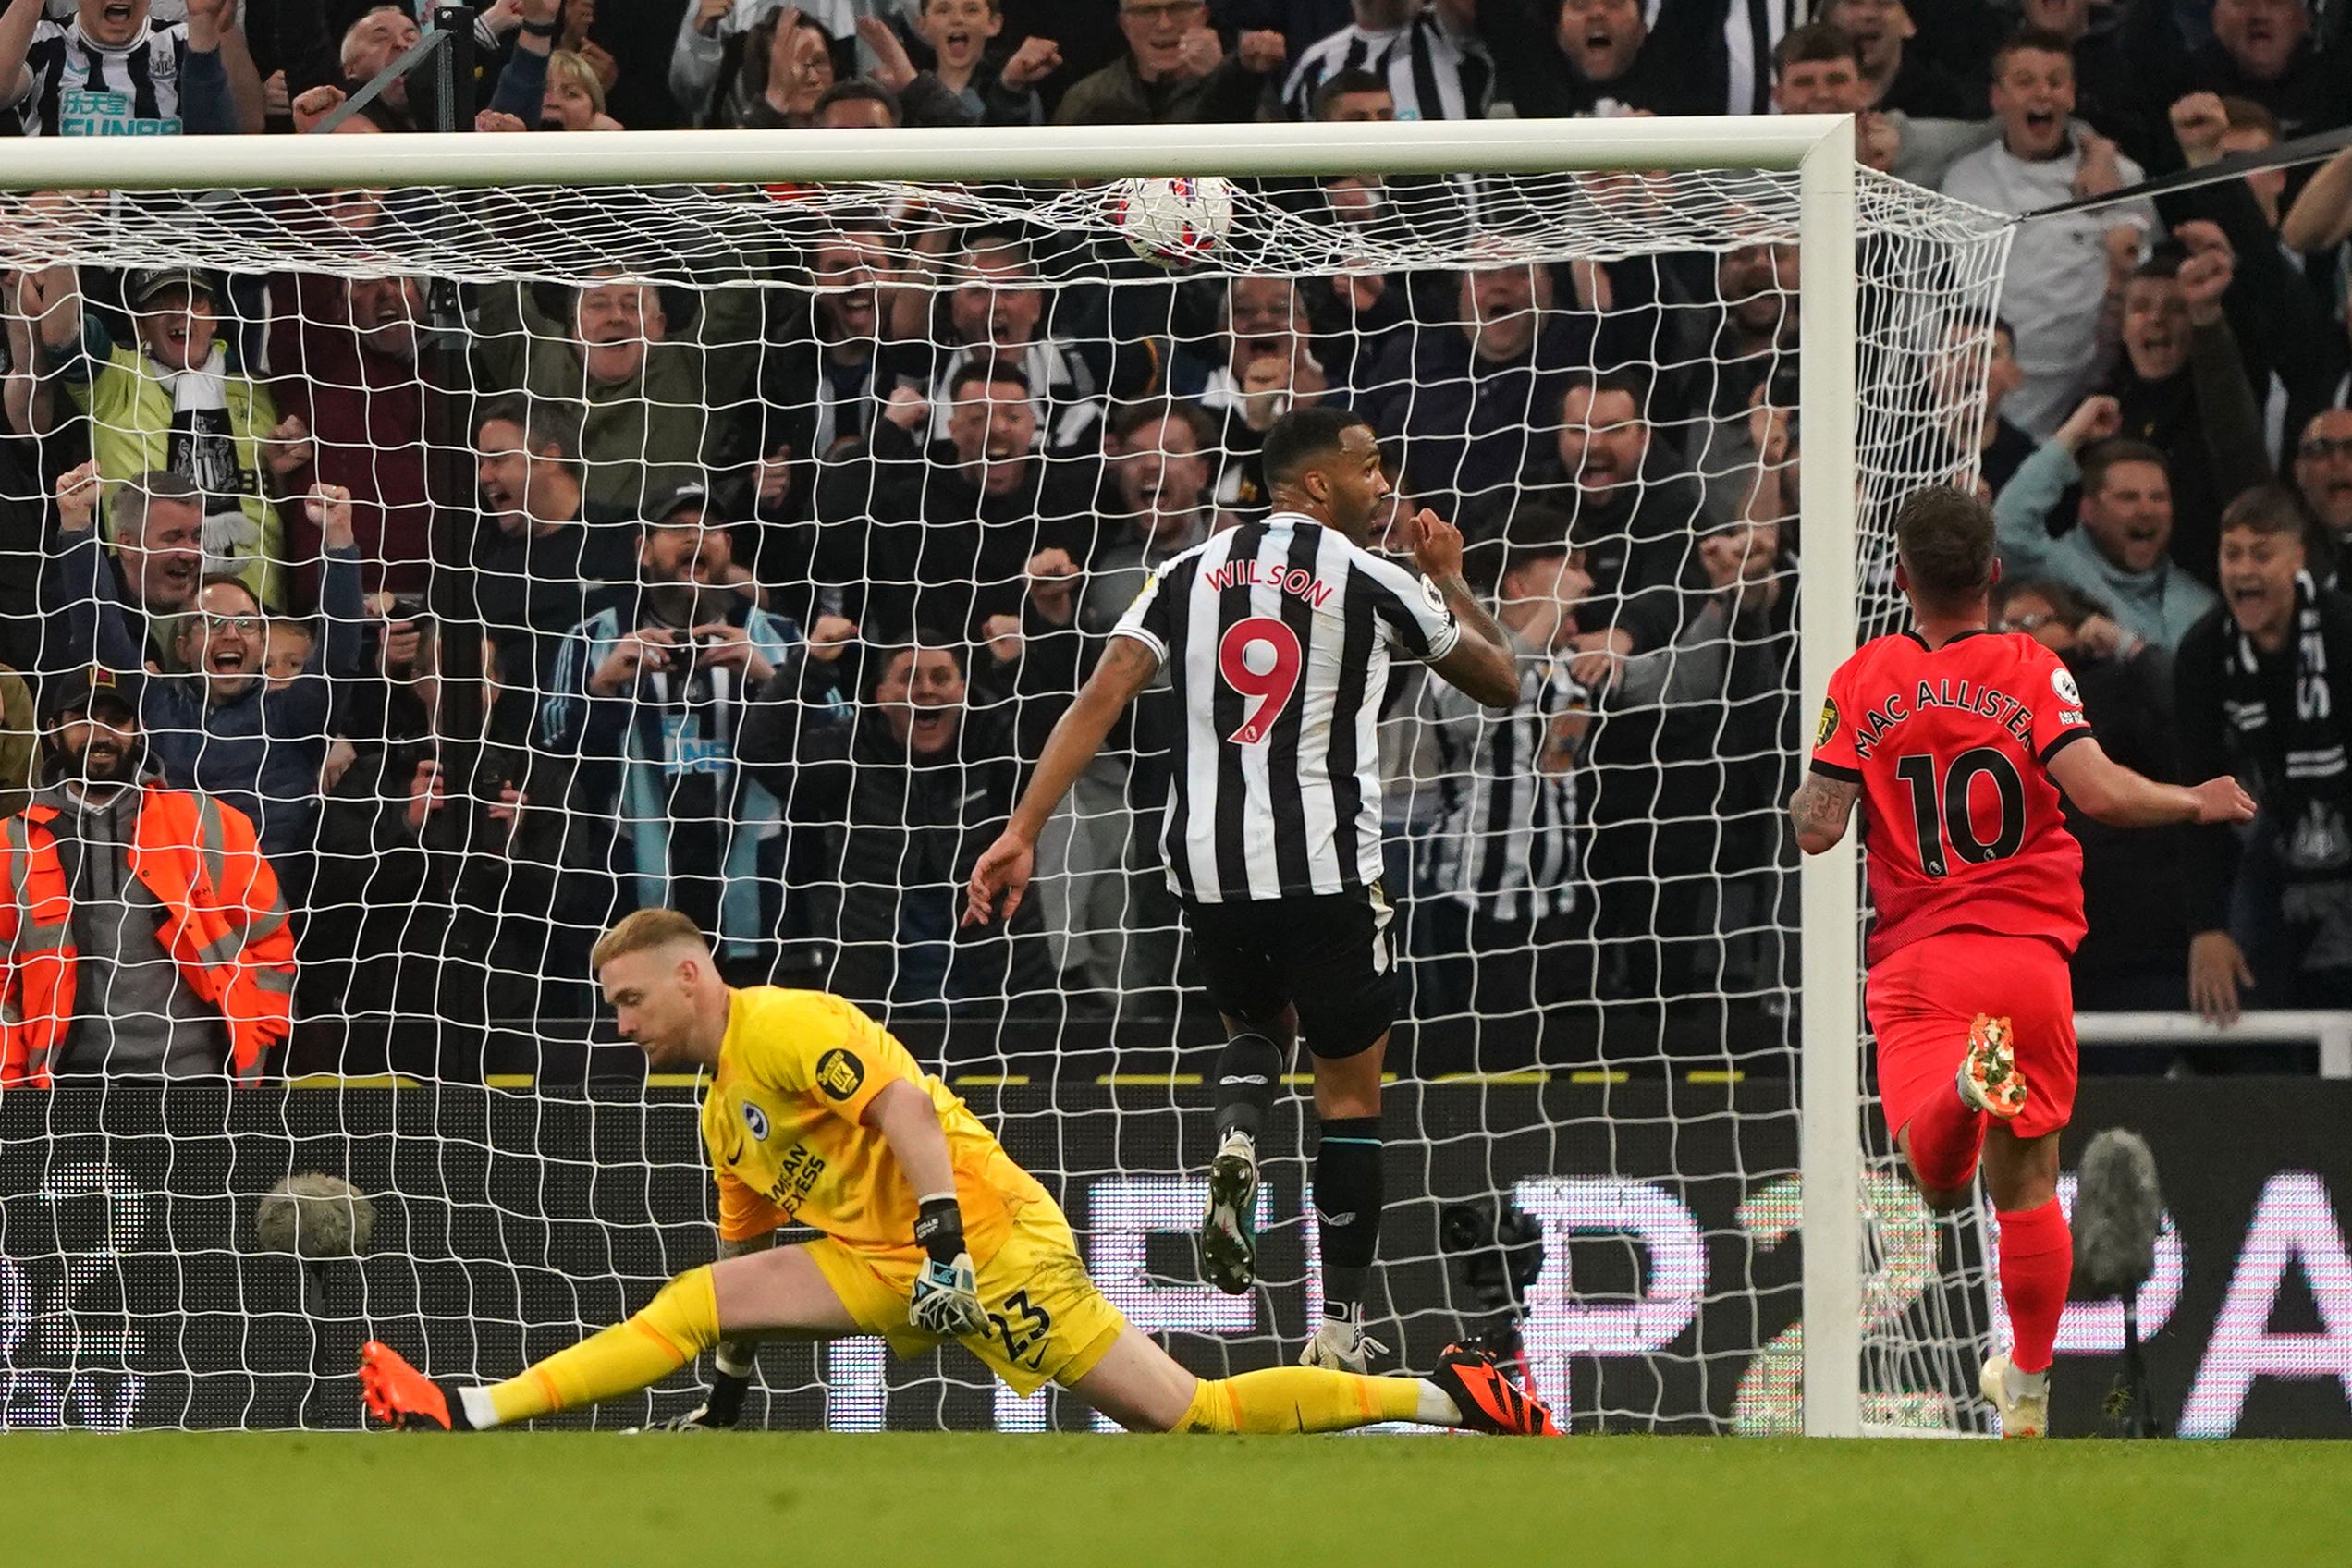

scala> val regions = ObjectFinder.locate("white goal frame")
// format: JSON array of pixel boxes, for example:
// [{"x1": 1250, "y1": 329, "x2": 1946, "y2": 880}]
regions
[{"x1": 2, "y1": 115, "x2": 1868, "y2": 1438}]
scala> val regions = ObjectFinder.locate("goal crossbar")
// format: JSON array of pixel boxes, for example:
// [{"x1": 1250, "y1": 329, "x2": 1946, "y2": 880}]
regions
[{"x1": 0, "y1": 116, "x2": 1858, "y2": 190}]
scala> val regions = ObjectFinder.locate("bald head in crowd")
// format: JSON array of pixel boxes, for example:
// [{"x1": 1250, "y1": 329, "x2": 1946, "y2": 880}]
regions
[{"x1": 111, "y1": 472, "x2": 205, "y2": 617}]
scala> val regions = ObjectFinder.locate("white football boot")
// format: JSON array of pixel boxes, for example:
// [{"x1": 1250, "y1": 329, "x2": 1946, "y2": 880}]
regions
[
  {"x1": 1299, "y1": 1305, "x2": 1390, "y2": 1374},
  {"x1": 1199, "y1": 1130, "x2": 1260, "y2": 1296},
  {"x1": 1979, "y1": 1353, "x2": 2050, "y2": 1439}
]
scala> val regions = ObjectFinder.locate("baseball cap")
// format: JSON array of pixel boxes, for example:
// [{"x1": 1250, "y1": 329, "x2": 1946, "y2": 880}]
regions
[
  {"x1": 41, "y1": 666, "x2": 139, "y2": 727},
  {"x1": 646, "y1": 481, "x2": 711, "y2": 526},
  {"x1": 127, "y1": 267, "x2": 214, "y2": 309}
]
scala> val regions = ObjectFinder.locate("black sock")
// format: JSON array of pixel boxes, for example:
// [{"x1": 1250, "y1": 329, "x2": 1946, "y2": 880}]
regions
[
  {"x1": 1212, "y1": 1032, "x2": 1284, "y2": 1144},
  {"x1": 1314, "y1": 1115, "x2": 1383, "y2": 1319},
  {"x1": 443, "y1": 1383, "x2": 478, "y2": 1430}
]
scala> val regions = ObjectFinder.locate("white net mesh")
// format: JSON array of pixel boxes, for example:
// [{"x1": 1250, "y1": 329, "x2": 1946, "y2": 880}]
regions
[{"x1": 0, "y1": 159, "x2": 2013, "y2": 1432}]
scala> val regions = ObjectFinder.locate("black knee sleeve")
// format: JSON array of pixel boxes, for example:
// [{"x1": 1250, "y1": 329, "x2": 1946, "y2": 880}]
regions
[{"x1": 1213, "y1": 1031, "x2": 1285, "y2": 1142}]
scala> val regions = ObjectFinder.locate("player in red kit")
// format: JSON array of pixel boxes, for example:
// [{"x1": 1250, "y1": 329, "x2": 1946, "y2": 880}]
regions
[{"x1": 1789, "y1": 486, "x2": 2254, "y2": 1437}]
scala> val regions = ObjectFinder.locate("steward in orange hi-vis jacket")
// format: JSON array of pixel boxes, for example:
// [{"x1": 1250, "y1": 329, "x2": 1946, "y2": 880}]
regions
[{"x1": 0, "y1": 668, "x2": 295, "y2": 1084}]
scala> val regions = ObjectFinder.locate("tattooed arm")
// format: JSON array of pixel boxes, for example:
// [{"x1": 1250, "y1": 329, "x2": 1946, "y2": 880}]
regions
[{"x1": 1787, "y1": 772, "x2": 1862, "y2": 856}]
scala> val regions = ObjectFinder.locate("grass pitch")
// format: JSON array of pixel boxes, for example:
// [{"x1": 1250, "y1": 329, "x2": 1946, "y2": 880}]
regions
[{"x1": 7, "y1": 1432, "x2": 2343, "y2": 1568}]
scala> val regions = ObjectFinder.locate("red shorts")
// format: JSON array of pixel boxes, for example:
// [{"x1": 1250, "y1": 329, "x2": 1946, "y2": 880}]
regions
[{"x1": 1865, "y1": 932, "x2": 2078, "y2": 1143}]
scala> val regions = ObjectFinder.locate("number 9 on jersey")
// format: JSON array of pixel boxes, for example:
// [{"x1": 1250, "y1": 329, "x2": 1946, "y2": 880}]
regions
[{"x1": 1219, "y1": 616, "x2": 1304, "y2": 745}]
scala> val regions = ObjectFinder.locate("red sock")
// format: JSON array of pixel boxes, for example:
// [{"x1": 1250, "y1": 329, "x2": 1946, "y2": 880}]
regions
[
  {"x1": 1902, "y1": 1083, "x2": 1986, "y2": 1193},
  {"x1": 1996, "y1": 1198, "x2": 2071, "y2": 1376}
]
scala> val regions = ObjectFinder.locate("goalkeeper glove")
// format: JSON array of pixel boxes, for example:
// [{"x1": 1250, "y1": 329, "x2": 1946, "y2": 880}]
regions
[
  {"x1": 633, "y1": 1399, "x2": 729, "y2": 1432},
  {"x1": 627, "y1": 1354, "x2": 751, "y2": 1432},
  {"x1": 672, "y1": 1366, "x2": 752, "y2": 1430},
  {"x1": 910, "y1": 1194, "x2": 988, "y2": 1339},
  {"x1": 702, "y1": 1357, "x2": 752, "y2": 1427}
]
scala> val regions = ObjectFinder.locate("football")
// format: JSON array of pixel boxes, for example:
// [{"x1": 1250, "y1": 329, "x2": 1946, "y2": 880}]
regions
[
  {"x1": 254, "y1": 1171, "x2": 375, "y2": 1259},
  {"x1": 1108, "y1": 175, "x2": 1235, "y2": 268}
]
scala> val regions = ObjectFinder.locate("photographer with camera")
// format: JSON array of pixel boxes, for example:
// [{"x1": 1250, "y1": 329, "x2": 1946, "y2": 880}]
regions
[{"x1": 538, "y1": 484, "x2": 822, "y2": 972}]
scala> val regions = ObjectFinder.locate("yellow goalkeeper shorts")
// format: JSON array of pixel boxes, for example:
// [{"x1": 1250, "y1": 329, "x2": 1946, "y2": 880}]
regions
[{"x1": 804, "y1": 1195, "x2": 1126, "y2": 1396}]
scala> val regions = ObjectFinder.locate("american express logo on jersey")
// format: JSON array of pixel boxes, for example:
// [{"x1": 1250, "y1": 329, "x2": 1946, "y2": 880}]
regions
[{"x1": 766, "y1": 1145, "x2": 827, "y2": 1215}]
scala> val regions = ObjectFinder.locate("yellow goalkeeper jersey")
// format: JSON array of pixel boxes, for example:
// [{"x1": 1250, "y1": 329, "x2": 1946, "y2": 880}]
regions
[{"x1": 701, "y1": 986, "x2": 1047, "y2": 1257}]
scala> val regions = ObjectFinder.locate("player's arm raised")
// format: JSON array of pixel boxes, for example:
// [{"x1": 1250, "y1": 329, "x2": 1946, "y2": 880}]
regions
[
  {"x1": 1788, "y1": 772, "x2": 1862, "y2": 855},
  {"x1": 2046, "y1": 739, "x2": 2256, "y2": 829},
  {"x1": 864, "y1": 1079, "x2": 989, "y2": 1338},
  {"x1": 1410, "y1": 508, "x2": 1521, "y2": 709},
  {"x1": 965, "y1": 633, "x2": 1161, "y2": 926}
]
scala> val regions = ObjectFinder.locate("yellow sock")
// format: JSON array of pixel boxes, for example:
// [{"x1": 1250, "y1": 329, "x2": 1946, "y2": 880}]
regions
[
  {"x1": 485, "y1": 1265, "x2": 720, "y2": 1426},
  {"x1": 1177, "y1": 1366, "x2": 1426, "y2": 1434}
]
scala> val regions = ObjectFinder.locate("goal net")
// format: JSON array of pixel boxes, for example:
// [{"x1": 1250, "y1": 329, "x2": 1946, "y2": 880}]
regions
[{"x1": 0, "y1": 124, "x2": 2013, "y2": 1434}]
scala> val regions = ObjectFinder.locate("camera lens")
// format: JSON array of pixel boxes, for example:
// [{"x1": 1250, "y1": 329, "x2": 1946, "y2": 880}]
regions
[{"x1": 1439, "y1": 1203, "x2": 1492, "y2": 1253}]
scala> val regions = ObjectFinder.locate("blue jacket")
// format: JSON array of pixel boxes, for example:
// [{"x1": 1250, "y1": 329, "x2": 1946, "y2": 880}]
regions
[
  {"x1": 71, "y1": 544, "x2": 365, "y2": 862},
  {"x1": 51, "y1": 525, "x2": 185, "y2": 674},
  {"x1": 538, "y1": 587, "x2": 813, "y2": 955},
  {"x1": 1992, "y1": 440, "x2": 2219, "y2": 654}
]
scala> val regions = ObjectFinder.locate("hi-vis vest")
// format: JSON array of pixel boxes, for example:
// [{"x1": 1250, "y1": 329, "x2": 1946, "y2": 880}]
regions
[{"x1": 0, "y1": 787, "x2": 295, "y2": 1085}]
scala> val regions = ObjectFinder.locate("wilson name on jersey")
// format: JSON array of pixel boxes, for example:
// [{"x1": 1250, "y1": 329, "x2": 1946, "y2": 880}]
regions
[
  {"x1": 1810, "y1": 629, "x2": 2094, "y2": 965},
  {"x1": 1112, "y1": 512, "x2": 1460, "y2": 903}
]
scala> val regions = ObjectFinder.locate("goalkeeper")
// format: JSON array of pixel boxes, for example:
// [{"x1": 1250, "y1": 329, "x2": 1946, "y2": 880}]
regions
[{"x1": 359, "y1": 909, "x2": 1555, "y2": 1438}]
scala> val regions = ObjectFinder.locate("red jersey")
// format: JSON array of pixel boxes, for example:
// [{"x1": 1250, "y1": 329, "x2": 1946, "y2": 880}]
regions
[{"x1": 1809, "y1": 629, "x2": 2093, "y2": 968}]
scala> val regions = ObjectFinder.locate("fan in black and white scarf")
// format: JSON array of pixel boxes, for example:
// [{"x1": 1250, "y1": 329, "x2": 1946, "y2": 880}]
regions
[{"x1": 2224, "y1": 569, "x2": 2352, "y2": 963}]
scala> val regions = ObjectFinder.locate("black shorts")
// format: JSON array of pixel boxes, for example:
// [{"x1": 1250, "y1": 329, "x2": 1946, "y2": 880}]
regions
[{"x1": 1181, "y1": 891, "x2": 1397, "y2": 1060}]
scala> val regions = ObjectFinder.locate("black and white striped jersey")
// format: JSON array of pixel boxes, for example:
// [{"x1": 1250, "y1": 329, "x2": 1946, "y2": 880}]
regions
[
  {"x1": 922, "y1": 337, "x2": 1101, "y2": 454},
  {"x1": 10, "y1": 18, "x2": 193, "y2": 136},
  {"x1": 1279, "y1": 7, "x2": 1493, "y2": 122},
  {"x1": 1111, "y1": 512, "x2": 1461, "y2": 903},
  {"x1": 1714, "y1": 0, "x2": 1799, "y2": 118},
  {"x1": 1414, "y1": 640, "x2": 1589, "y2": 922}
]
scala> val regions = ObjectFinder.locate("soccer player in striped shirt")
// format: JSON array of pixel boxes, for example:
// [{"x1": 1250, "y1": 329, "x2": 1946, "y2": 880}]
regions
[{"x1": 967, "y1": 407, "x2": 1518, "y2": 1373}]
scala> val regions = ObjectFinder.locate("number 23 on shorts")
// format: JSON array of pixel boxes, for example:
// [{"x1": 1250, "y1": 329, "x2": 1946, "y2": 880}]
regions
[{"x1": 988, "y1": 1289, "x2": 1053, "y2": 1370}]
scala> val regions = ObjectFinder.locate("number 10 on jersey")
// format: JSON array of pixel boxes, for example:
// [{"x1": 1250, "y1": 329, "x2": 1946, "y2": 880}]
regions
[{"x1": 1893, "y1": 748, "x2": 2027, "y2": 877}]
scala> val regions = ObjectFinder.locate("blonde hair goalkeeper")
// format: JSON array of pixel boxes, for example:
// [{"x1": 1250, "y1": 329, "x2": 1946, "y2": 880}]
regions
[{"x1": 356, "y1": 908, "x2": 1557, "y2": 1437}]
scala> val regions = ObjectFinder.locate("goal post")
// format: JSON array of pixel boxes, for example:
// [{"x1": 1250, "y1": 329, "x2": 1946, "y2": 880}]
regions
[
  {"x1": 0, "y1": 116, "x2": 2007, "y2": 1436},
  {"x1": 1795, "y1": 116, "x2": 1864, "y2": 1441}
]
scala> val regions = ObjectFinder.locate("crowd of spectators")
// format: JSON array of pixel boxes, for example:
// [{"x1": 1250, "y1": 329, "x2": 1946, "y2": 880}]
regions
[{"x1": 3, "y1": 0, "x2": 2352, "y2": 1083}]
